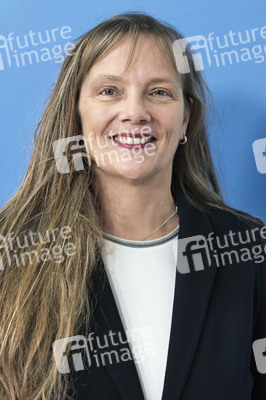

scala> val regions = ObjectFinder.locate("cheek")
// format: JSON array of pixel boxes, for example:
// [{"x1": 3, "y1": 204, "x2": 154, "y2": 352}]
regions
[
  {"x1": 80, "y1": 103, "x2": 114, "y2": 134},
  {"x1": 163, "y1": 116, "x2": 184, "y2": 140},
  {"x1": 161, "y1": 115, "x2": 184, "y2": 151},
  {"x1": 156, "y1": 105, "x2": 184, "y2": 128}
]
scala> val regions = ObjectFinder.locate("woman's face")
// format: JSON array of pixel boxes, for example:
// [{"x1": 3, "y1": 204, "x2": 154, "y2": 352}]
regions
[{"x1": 78, "y1": 34, "x2": 190, "y2": 183}]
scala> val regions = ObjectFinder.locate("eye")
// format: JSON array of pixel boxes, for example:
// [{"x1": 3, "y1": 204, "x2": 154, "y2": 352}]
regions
[
  {"x1": 151, "y1": 89, "x2": 171, "y2": 97},
  {"x1": 101, "y1": 88, "x2": 116, "y2": 96}
]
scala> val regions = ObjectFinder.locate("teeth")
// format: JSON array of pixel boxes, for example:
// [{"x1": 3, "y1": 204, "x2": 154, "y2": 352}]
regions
[{"x1": 114, "y1": 136, "x2": 153, "y2": 145}]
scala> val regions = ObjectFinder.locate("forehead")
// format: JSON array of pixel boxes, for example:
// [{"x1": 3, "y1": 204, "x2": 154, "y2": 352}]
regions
[{"x1": 83, "y1": 34, "x2": 179, "y2": 85}]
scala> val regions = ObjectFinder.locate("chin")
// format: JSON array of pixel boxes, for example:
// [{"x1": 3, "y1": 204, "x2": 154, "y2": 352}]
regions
[{"x1": 114, "y1": 164, "x2": 154, "y2": 181}]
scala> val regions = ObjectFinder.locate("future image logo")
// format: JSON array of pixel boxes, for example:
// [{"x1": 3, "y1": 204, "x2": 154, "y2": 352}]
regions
[
  {"x1": 252, "y1": 338, "x2": 266, "y2": 374},
  {"x1": 177, "y1": 235, "x2": 212, "y2": 273},
  {"x1": 53, "y1": 335, "x2": 91, "y2": 374},
  {"x1": 0, "y1": 226, "x2": 75, "y2": 270},
  {"x1": 53, "y1": 129, "x2": 157, "y2": 174},
  {"x1": 173, "y1": 25, "x2": 266, "y2": 73},
  {"x1": 172, "y1": 35, "x2": 211, "y2": 73},
  {"x1": 53, "y1": 327, "x2": 155, "y2": 374},
  {"x1": 177, "y1": 227, "x2": 266, "y2": 274},
  {"x1": 0, "y1": 26, "x2": 75, "y2": 71},
  {"x1": 53, "y1": 135, "x2": 91, "y2": 174},
  {"x1": 252, "y1": 138, "x2": 266, "y2": 174}
]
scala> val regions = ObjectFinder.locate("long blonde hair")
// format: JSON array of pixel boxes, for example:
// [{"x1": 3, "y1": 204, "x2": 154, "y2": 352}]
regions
[{"x1": 0, "y1": 12, "x2": 232, "y2": 399}]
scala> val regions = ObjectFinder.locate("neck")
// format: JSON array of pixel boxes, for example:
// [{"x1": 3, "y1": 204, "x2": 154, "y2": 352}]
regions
[{"x1": 96, "y1": 171, "x2": 179, "y2": 241}]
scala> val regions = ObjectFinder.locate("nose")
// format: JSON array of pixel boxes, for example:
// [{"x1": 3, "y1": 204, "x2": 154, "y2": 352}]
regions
[{"x1": 118, "y1": 90, "x2": 151, "y2": 124}]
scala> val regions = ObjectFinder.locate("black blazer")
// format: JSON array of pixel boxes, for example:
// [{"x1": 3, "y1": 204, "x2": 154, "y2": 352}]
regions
[{"x1": 70, "y1": 187, "x2": 266, "y2": 400}]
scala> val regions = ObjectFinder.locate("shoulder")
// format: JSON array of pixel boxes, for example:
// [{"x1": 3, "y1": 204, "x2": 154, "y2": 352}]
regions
[
  {"x1": 204, "y1": 203, "x2": 265, "y2": 235},
  {"x1": 204, "y1": 204, "x2": 266, "y2": 287},
  {"x1": 175, "y1": 186, "x2": 265, "y2": 240}
]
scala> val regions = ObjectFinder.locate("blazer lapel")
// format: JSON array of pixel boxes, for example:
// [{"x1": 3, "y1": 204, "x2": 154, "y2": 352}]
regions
[{"x1": 162, "y1": 187, "x2": 218, "y2": 400}]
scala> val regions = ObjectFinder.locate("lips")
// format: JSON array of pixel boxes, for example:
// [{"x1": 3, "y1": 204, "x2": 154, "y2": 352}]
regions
[{"x1": 108, "y1": 132, "x2": 156, "y2": 148}]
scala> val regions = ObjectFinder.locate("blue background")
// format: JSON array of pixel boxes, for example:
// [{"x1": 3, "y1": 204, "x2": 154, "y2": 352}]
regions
[{"x1": 1, "y1": 0, "x2": 265, "y2": 221}]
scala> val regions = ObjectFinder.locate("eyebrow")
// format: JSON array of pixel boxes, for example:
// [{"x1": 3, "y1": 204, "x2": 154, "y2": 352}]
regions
[{"x1": 88, "y1": 75, "x2": 179, "y2": 88}]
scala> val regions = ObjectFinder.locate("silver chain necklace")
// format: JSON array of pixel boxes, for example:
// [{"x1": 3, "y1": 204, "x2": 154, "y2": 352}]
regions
[{"x1": 141, "y1": 205, "x2": 178, "y2": 241}]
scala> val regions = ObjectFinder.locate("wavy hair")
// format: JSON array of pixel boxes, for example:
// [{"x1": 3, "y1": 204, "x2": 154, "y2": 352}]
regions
[{"x1": 0, "y1": 12, "x2": 235, "y2": 399}]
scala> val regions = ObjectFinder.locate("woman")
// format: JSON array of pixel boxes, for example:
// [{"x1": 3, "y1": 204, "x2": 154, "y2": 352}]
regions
[{"x1": 0, "y1": 13, "x2": 265, "y2": 400}]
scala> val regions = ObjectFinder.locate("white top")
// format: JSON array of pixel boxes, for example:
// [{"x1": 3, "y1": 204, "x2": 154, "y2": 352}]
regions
[{"x1": 101, "y1": 225, "x2": 179, "y2": 400}]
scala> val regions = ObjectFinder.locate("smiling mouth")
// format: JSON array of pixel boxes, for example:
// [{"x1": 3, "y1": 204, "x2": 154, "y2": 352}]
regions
[{"x1": 109, "y1": 133, "x2": 156, "y2": 146}]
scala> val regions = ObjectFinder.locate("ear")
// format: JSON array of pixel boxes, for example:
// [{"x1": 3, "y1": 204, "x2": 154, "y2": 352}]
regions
[{"x1": 182, "y1": 97, "x2": 193, "y2": 131}]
